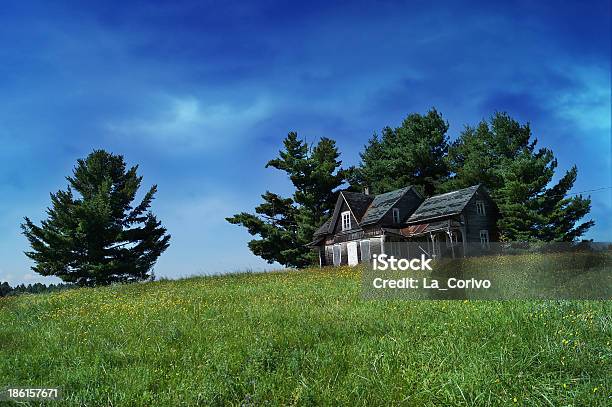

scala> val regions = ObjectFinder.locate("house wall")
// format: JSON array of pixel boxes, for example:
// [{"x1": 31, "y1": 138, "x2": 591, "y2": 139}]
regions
[
  {"x1": 331, "y1": 200, "x2": 361, "y2": 234},
  {"x1": 463, "y1": 189, "x2": 499, "y2": 244},
  {"x1": 325, "y1": 241, "x2": 351, "y2": 266},
  {"x1": 354, "y1": 226, "x2": 384, "y2": 262},
  {"x1": 324, "y1": 235, "x2": 384, "y2": 266},
  {"x1": 358, "y1": 236, "x2": 384, "y2": 262}
]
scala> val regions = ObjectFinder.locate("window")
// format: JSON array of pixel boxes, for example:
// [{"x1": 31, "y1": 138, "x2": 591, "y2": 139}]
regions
[
  {"x1": 476, "y1": 200, "x2": 486, "y2": 215},
  {"x1": 333, "y1": 244, "x2": 342, "y2": 266},
  {"x1": 392, "y1": 208, "x2": 400, "y2": 224},
  {"x1": 360, "y1": 240, "x2": 371, "y2": 263},
  {"x1": 479, "y1": 230, "x2": 489, "y2": 248},
  {"x1": 341, "y1": 211, "x2": 351, "y2": 231}
]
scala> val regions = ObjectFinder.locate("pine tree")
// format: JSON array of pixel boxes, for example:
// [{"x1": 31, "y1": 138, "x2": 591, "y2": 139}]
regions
[
  {"x1": 445, "y1": 112, "x2": 593, "y2": 241},
  {"x1": 353, "y1": 108, "x2": 450, "y2": 196},
  {"x1": 227, "y1": 132, "x2": 346, "y2": 268},
  {"x1": 22, "y1": 150, "x2": 171, "y2": 286},
  {"x1": 0, "y1": 282, "x2": 11, "y2": 297}
]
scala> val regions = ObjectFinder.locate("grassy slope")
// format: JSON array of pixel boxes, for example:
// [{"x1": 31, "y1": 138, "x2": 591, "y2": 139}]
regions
[{"x1": 0, "y1": 267, "x2": 610, "y2": 406}]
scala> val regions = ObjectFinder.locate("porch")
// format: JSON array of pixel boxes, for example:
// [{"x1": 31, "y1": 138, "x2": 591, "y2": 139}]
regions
[{"x1": 395, "y1": 219, "x2": 466, "y2": 259}]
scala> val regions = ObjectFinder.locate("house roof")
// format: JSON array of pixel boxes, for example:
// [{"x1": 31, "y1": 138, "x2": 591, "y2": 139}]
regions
[
  {"x1": 407, "y1": 184, "x2": 481, "y2": 223},
  {"x1": 306, "y1": 235, "x2": 325, "y2": 247},
  {"x1": 360, "y1": 186, "x2": 414, "y2": 225},
  {"x1": 313, "y1": 217, "x2": 333, "y2": 236},
  {"x1": 341, "y1": 191, "x2": 374, "y2": 220},
  {"x1": 312, "y1": 186, "x2": 415, "y2": 236},
  {"x1": 312, "y1": 189, "x2": 369, "y2": 237}
]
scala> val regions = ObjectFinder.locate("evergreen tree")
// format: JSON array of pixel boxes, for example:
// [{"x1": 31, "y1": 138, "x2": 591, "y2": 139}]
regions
[
  {"x1": 352, "y1": 108, "x2": 450, "y2": 196},
  {"x1": 0, "y1": 282, "x2": 11, "y2": 297},
  {"x1": 22, "y1": 150, "x2": 171, "y2": 286},
  {"x1": 227, "y1": 132, "x2": 346, "y2": 268},
  {"x1": 445, "y1": 112, "x2": 593, "y2": 241}
]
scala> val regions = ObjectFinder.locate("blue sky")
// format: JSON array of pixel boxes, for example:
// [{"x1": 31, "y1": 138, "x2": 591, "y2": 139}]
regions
[{"x1": 0, "y1": 0, "x2": 610, "y2": 285}]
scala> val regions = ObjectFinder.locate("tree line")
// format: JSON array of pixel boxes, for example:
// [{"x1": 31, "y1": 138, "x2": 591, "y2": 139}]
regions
[
  {"x1": 0, "y1": 281, "x2": 73, "y2": 297},
  {"x1": 227, "y1": 109, "x2": 594, "y2": 268}
]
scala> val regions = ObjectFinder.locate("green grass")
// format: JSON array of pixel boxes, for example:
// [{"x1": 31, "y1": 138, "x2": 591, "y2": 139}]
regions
[{"x1": 1, "y1": 266, "x2": 610, "y2": 406}]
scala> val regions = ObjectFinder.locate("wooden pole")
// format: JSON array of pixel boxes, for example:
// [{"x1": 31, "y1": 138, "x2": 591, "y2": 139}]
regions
[
  {"x1": 461, "y1": 226, "x2": 467, "y2": 257},
  {"x1": 430, "y1": 232, "x2": 435, "y2": 258}
]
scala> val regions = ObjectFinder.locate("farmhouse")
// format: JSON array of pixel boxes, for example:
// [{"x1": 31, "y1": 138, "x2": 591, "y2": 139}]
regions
[{"x1": 308, "y1": 184, "x2": 499, "y2": 266}]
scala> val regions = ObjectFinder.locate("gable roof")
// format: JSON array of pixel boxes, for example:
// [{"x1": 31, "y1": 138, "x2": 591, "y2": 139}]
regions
[
  {"x1": 407, "y1": 184, "x2": 481, "y2": 223},
  {"x1": 360, "y1": 186, "x2": 415, "y2": 225},
  {"x1": 313, "y1": 186, "x2": 416, "y2": 236},
  {"x1": 313, "y1": 190, "x2": 370, "y2": 237},
  {"x1": 341, "y1": 191, "x2": 374, "y2": 220}
]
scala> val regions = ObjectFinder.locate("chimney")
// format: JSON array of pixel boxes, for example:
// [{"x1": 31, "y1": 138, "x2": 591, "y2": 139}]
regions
[{"x1": 364, "y1": 186, "x2": 370, "y2": 195}]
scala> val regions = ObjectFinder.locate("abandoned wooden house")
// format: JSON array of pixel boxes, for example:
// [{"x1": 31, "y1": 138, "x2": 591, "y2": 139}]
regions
[{"x1": 308, "y1": 184, "x2": 499, "y2": 266}]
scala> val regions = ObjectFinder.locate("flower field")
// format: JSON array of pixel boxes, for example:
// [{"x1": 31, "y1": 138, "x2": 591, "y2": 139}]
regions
[{"x1": 0, "y1": 266, "x2": 610, "y2": 405}]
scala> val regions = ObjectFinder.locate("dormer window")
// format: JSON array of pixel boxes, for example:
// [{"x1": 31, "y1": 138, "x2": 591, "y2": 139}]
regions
[
  {"x1": 476, "y1": 200, "x2": 486, "y2": 215},
  {"x1": 341, "y1": 211, "x2": 351, "y2": 231},
  {"x1": 392, "y1": 208, "x2": 400, "y2": 224}
]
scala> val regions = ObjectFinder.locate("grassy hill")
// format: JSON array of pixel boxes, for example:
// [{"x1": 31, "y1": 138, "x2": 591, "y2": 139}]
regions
[{"x1": 1, "y1": 266, "x2": 610, "y2": 406}]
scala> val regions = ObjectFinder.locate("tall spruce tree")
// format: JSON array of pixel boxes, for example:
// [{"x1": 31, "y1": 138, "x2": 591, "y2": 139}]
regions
[
  {"x1": 22, "y1": 150, "x2": 171, "y2": 286},
  {"x1": 445, "y1": 112, "x2": 593, "y2": 241},
  {"x1": 352, "y1": 108, "x2": 450, "y2": 196},
  {"x1": 227, "y1": 132, "x2": 346, "y2": 268}
]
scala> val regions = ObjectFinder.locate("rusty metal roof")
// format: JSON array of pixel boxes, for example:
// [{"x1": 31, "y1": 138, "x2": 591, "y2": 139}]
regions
[
  {"x1": 402, "y1": 223, "x2": 429, "y2": 236},
  {"x1": 401, "y1": 219, "x2": 463, "y2": 236}
]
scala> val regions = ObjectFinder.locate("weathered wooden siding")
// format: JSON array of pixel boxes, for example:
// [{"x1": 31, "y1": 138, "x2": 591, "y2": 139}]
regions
[
  {"x1": 331, "y1": 200, "x2": 362, "y2": 234},
  {"x1": 463, "y1": 189, "x2": 499, "y2": 243},
  {"x1": 324, "y1": 235, "x2": 383, "y2": 265},
  {"x1": 357, "y1": 236, "x2": 383, "y2": 262}
]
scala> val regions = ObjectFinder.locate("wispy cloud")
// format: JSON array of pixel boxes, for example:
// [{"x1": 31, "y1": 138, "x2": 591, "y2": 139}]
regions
[
  {"x1": 549, "y1": 66, "x2": 611, "y2": 134},
  {"x1": 105, "y1": 95, "x2": 272, "y2": 151}
]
